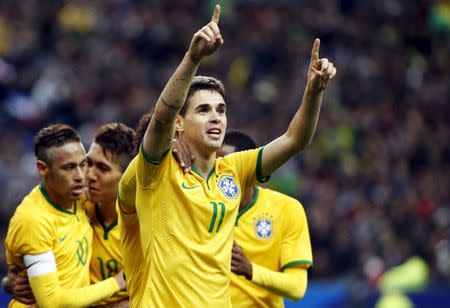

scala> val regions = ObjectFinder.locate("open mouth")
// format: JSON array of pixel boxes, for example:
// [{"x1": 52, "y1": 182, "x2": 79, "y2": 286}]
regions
[
  {"x1": 207, "y1": 128, "x2": 221, "y2": 138},
  {"x1": 72, "y1": 185, "x2": 85, "y2": 195}
]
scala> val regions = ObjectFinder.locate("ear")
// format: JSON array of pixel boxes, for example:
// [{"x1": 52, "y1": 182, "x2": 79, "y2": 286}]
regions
[
  {"x1": 175, "y1": 115, "x2": 184, "y2": 134},
  {"x1": 36, "y1": 160, "x2": 48, "y2": 178}
]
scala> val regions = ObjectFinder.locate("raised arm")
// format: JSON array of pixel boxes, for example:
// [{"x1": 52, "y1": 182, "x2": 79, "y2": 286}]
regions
[
  {"x1": 143, "y1": 5, "x2": 223, "y2": 162},
  {"x1": 260, "y1": 39, "x2": 337, "y2": 177}
]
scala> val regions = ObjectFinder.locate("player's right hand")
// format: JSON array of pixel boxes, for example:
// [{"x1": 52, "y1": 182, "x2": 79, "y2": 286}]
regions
[
  {"x1": 188, "y1": 4, "x2": 223, "y2": 64},
  {"x1": 2, "y1": 265, "x2": 36, "y2": 305}
]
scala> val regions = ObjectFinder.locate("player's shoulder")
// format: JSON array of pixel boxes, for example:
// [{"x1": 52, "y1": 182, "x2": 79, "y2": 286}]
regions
[
  {"x1": 9, "y1": 188, "x2": 55, "y2": 236},
  {"x1": 13, "y1": 185, "x2": 49, "y2": 219},
  {"x1": 219, "y1": 148, "x2": 261, "y2": 161},
  {"x1": 216, "y1": 148, "x2": 261, "y2": 171},
  {"x1": 258, "y1": 187, "x2": 304, "y2": 212}
]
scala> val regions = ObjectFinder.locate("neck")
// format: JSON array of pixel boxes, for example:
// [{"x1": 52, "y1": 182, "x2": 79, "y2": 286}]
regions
[
  {"x1": 42, "y1": 183, "x2": 73, "y2": 209},
  {"x1": 96, "y1": 200, "x2": 118, "y2": 225},
  {"x1": 190, "y1": 148, "x2": 217, "y2": 179},
  {"x1": 239, "y1": 187, "x2": 255, "y2": 212}
]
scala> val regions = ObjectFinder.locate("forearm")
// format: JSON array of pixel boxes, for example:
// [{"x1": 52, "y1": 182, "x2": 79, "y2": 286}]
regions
[
  {"x1": 144, "y1": 53, "x2": 200, "y2": 158},
  {"x1": 29, "y1": 272, "x2": 119, "y2": 308},
  {"x1": 154, "y1": 52, "x2": 200, "y2": 123},
  {"x1": 251, "y1": 264, "x2": 308, "y2": 301},
  {"x1": 286, "y1": 88, "x2": 323, "y2": 151},
  {"x1": 260, "y1": 89, "x2": 322, "y2": 177}
]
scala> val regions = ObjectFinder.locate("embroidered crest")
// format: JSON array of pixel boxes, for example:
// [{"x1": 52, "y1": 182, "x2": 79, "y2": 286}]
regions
[
  {"x1": 255, "y1": 217, "x2": 273, "y2": 239},
  {"x1": 218, "y1": 175, "x2": 239, "y2": 199}
]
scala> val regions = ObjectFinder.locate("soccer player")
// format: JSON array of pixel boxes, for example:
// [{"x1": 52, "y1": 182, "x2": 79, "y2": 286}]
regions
[
  {"x1": 85, "y1": 123, "x2": 136, "y2": 307},
  {"x1": 218, "y1": 131, "x2": 312, "y2": 307},
  {"x1": 120, "y1": 4, "x2": 336, "y2": 306},
  {"x1": 4, "y1": 124, "x2": 126, "y2": 307},
  {"x1": 118, "y1": 112, "x2": 195, "y2": 307}
]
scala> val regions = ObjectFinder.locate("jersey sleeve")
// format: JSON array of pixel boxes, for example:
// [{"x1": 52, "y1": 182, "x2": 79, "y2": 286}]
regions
[
  {"x1": 5, "y1": 210, "x2": 54, "y2": 259},
  {"x1": 223, "y1": 147, "x2": 268, "y2": 192},
  {"x1": 118, "y1": 156, "x2": 138, "y2": 209},
  {"x1": 29, "y1": 271, "x2": 120, "y2": 308},
  {"x1": 251, "y1": 265, "x2": 308, "y2": 301},
  {"x1": 117, "y1": 200, "x2": 143, "y2": 295},
  {"x1": 280, "y1": 200, "x2": 313, "y2": 271},
  {"x1": 135, "y1": 143, "x2": 172, "y2": 189}
]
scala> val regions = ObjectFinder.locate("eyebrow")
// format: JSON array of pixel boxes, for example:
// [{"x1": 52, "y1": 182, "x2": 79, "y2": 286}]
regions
[{"x1": 196, "y1": 103, "x2": 227, "y2": 110}]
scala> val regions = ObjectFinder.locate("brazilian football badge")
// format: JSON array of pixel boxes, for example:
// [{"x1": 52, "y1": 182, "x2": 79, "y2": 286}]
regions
[
  {"x1": 218, "y1": 175, "x2": 239, "y2": 199},
  {"x1": 254, "y1": 214, "x2": 273, "y2": 240}
]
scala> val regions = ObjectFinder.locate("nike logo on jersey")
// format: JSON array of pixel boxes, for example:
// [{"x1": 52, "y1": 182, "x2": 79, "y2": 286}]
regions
[
  {"x1": 25, "y1": 261, "x2": 40, "y2": 269},
  {"x1": 181, "y1": 183, "x2": 200, "y2": 190},
  {"x1": 58, "y1": 234, "x2": 68, "y2": 242}
]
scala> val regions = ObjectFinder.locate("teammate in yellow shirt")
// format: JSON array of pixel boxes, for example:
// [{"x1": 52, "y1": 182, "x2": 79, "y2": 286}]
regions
[
  {"x1": 85, "y1": 123, "x2": 136, "y2": 306},
  {"x1": 4, "y1": 123, "x2": 137, "y2": 307},
  {"x1": 4, "y1": 124, "x2": 125, "y2": 308},
  {"x1": 218, "y1": 131, "x2": 312, "y2": 308},
  {"x1": 120, "y1": 3, "x2": 335, "y2": 306}
]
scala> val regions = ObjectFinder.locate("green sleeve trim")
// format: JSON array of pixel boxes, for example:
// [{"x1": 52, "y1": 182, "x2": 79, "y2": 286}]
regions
[
  {"x1": 140, "y1": 142, "x2": 171, "y2": 165},
  {"x1": 256, "y1": 147, "x2": 270, "y2": 183},
  {"x1": 281, "y1": 260, "x2": 313, "y2": 271}
]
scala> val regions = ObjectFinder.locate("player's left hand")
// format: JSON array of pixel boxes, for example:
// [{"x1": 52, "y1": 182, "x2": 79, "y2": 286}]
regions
[
  {"x1": 172, "y1": 139, "x2": 195, "y2": 173},
  {"x1": 306, "y1": 38, "x2": 337, "y2": 94},
  {"x1": 231, "y1": 240, "x2": 253, "y2": 280},
  {"x1": 187, "y1": 4, "x2": 223, "y2": 64}
]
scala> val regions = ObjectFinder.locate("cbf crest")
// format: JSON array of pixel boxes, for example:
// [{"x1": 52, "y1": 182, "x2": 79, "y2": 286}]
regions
[
  {"x1": 255, "y1": 217, "x2": 273, "y2": 240},
  {"x1": 218, "y1": 175, "x2": 239, "y2": 199}
]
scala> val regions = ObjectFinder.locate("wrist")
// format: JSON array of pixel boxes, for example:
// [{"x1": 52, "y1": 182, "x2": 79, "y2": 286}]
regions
[
  {"x1": 185, "y1": 51, "x2": 202, "y2": 65},
  {"x1": 246, "y1": 263, "x2": 253, "y2": 281},
  {"x1": 304, "y1": 85, "x2": 323, "y2": 99}
]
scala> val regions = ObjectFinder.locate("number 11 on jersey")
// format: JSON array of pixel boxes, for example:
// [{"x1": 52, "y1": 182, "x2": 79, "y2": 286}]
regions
[{"x1": 209, "y1": 201, "x2": 225, "y2": 232}]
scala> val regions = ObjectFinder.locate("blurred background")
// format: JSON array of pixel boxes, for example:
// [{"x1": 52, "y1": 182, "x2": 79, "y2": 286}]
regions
[{"x1": 0, "y1": 0, "x2": 449, "y2": 307}]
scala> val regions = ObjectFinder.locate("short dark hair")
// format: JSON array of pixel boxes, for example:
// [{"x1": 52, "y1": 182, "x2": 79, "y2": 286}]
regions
[
  {"x1": 35, "y1": 124, "x2": 81, "y2": 163},
  {"x1": 179, "y1": 76, "x2": 225, "y2": 117},
  {"x1": 94, "y1": 123, "x2": 136, "y2": 172},
  {"x1": 223, "y1": 130, "x2": 257, "y2": 152},
  {"x1": 134, "y1": 112, "x2": 153, "y2": 156}
]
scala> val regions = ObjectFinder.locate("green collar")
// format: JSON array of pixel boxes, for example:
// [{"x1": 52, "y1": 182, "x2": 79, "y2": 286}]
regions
[
  {"x1": 235, "y1": 187, "x2": 259, "y2": 226},
  {"x1": 191, "y1": 165, "x2": 215, "y2": 190},
  {"x1": 39, "y1": 182, "x2": 77, "y2": 215},
  {"x1": 95, "y1": 204, "x2": 118, "y2": 240}
]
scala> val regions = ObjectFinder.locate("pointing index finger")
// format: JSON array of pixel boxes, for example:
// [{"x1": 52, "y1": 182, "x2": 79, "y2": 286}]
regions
[
  {"x1": 211, "y1": 4, "x2": 221, "y2": 24},
  {"x1": 310, "y1": 38, "x2": 320, "y2": 63}
]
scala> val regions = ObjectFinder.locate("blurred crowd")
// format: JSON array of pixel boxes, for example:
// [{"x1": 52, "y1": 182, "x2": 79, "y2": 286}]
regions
[{"x1": 0, "y1": 0, "x2": 449, "y2": 296}]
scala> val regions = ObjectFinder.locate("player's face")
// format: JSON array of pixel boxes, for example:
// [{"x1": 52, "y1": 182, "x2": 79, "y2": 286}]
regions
[
  {"x1": 179, "y1": 89, "x2": 227, "y2": 153},
  {"x1": 43, "y1": 142, "x2": 87, "y2": 202},
  {"x1": 217, "y1": 144, "x2": 236, "y2": 158},
  {"x1": 86, "y1": 142, "x2": 122, "y2": 206}
]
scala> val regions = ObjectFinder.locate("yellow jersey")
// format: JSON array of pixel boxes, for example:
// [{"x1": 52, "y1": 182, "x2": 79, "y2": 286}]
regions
[
  {"x1": 117, "y1": 157, "x2": 149, "y2": 308},
  {"x1": 133, "y1": 145, "x2": 263, "y2": 307},
  {"x1": 5, "y1": 183, "x2": 93, "y2": 307},
  {"x1": 231, "y1": 187, "x2": 313, "y2": 308},
  {"x1": 86, "y1": 202, "x2": 128, "y2": 305}
]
